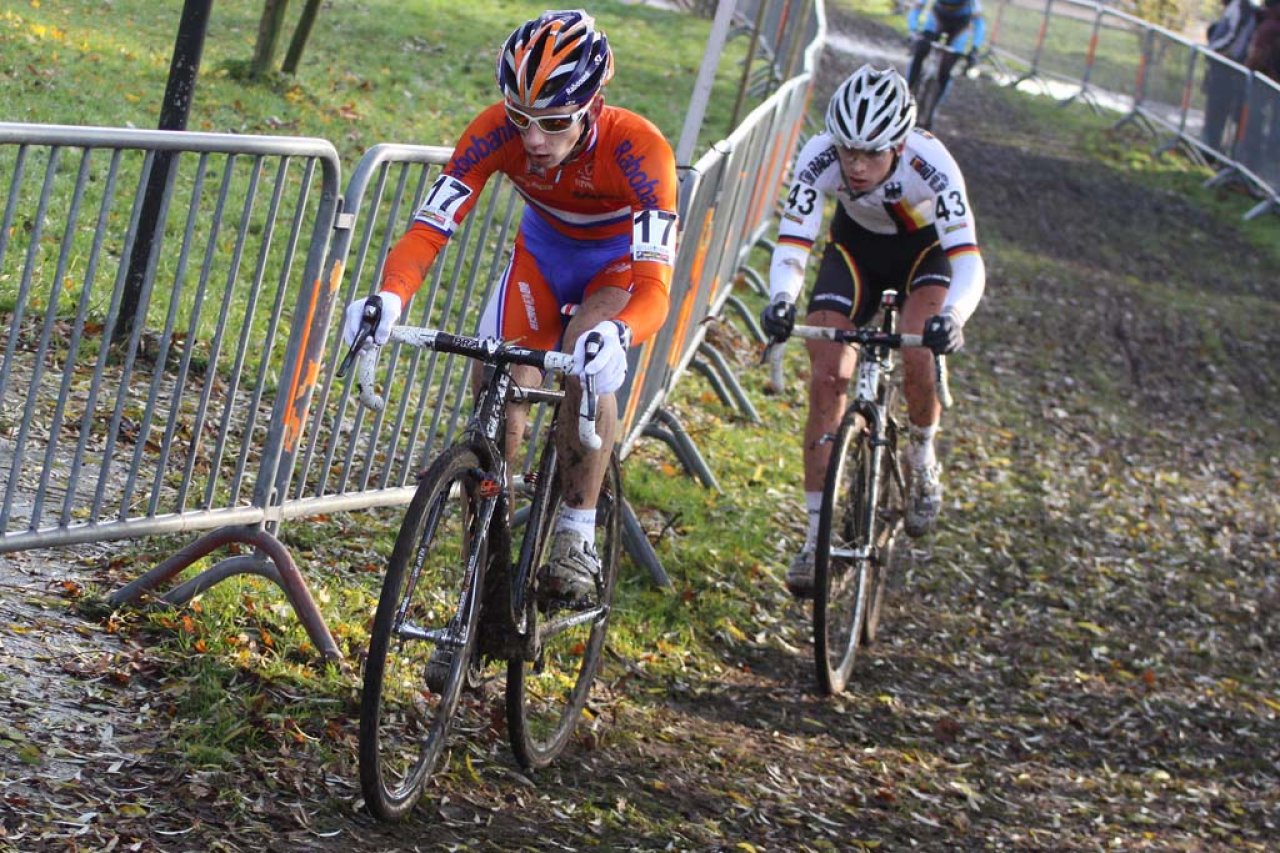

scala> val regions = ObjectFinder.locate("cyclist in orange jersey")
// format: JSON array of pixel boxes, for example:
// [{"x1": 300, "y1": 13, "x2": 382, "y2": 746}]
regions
[{"x1": 342, "y1": 9, "x2": 679, "y2": 610}]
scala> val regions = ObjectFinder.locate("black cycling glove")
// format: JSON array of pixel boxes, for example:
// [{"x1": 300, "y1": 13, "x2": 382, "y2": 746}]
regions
[
  {"x1": 760, "y1": 300, "x2": 796, "y2": 343},
  {"x1": 922, "y1": 311, "x2": 964, "y2": 355}
]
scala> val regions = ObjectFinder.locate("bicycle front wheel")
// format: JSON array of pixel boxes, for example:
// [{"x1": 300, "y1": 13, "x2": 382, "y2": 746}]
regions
[
  {"x1": 506, "y1": 445, "x2": 622, "y2": 771},
  {"x1": 914, "y1": 73, "x2": 942, "y2": 131},
  {"x1": 358, "y1": 445, "x2": 488, "y2": 821},
  {"x1": 813, "y1": 412, "x2": 876, "y2": 696}
]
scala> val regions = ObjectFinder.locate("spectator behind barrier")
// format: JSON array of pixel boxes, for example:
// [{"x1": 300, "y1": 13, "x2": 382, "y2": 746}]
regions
[
  {"x1": 1201, "y1": 0, "x2": 1257, "y2": 153},
  {"x1": 1239, "y1": 0, "x2": 1280, "y2": 167},
  {"x1": 1246, "y1": 0, "x2": 1280, "y2": 81}
]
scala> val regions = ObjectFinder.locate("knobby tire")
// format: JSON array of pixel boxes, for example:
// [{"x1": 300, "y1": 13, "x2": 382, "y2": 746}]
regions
[{"x1": 813, "y1": 411, "x2": 876, "y2": 696}]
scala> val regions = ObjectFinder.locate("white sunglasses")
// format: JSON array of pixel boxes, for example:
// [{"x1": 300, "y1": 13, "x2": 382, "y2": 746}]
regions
[{"x1": 504, "y1": 101, "x2": 590, "y2": 134}]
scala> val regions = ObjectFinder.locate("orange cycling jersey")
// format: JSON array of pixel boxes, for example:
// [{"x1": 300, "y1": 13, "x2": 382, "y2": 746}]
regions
[{"x1": 380, "y1": 102, "x2": 680, "y2": 344}]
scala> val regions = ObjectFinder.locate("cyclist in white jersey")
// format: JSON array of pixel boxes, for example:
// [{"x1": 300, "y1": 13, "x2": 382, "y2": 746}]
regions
[{"x1": 759, "y1": 65, "x2": 986, "y2": 595}]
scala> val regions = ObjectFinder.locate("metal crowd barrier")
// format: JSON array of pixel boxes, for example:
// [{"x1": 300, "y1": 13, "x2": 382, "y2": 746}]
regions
[
  {"x1": 984, "y1": 0, "x2": 1279, "y2": 219},
  {"x1": 0, "y1": 123, "x2": 346, "y2": 657},
  {"x1": 0, "y1": 1, "x2": 827, "y2": 661}
]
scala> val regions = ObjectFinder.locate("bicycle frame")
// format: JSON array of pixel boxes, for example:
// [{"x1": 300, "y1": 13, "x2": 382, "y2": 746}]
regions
[
  {"x1": 790, "y1": 290, "x2": 949, "y2": 693},
  {"x1": 824, "y1": 296, "x2": 905, "y2": 562},
  {"x1": 347, "y1": 317, "x2": 623, "y2": 817},
  {"x1": 358, "y1": 328, "x2": 602, "y2": 624}
]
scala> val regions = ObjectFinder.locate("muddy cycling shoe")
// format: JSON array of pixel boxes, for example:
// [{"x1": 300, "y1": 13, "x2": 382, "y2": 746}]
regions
[
  {"x1": 425, "y1": 647, "x2": 452, "y2": 695},
  {"x1": 785, "y1": 547, "x2": 816, "y2": 598},
  {"x1": 536, "y1": 530, "x2": 600, "y2": 612},
  {"x1": 905, "y1": 462, "x2": 943, "y2": 538}
]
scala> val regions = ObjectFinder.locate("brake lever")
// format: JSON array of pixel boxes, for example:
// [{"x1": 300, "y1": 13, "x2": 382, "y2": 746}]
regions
[
  {"x1": 934, "y1": 353, "x2": 953, "y2": 410},
  {"x1": 578, "y1": 332, "x2": 603, "y2": 451},
  {"x1": 336, "y1": 298, "x2": 382, "y2": 379}
]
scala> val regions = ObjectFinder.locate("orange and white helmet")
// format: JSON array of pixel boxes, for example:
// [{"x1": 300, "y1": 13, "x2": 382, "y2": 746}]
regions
[{"x1": 497, "y1": 10, "x2": 614, "y2": 109}]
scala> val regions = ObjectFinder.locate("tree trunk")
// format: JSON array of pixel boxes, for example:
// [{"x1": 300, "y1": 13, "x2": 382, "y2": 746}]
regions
[
  {"x1": 282, "y1": 0, "x2": 323, "y2": 75},
  {"x1": 249, "y1": 0, "x2": 290, "y2": 79},
  {"x1": 114, "y1": 0, "x2": 213, "y2": 345}
]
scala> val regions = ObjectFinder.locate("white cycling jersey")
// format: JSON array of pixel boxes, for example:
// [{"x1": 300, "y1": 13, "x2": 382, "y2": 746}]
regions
[{"x1": 769, "y1": 126, "x2": 985, "y2": 324}]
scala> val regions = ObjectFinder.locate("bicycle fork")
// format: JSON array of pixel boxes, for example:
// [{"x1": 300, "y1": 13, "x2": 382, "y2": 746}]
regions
[
  {"x1": 400, "y1": 479, "x2": 502, "y2": 654},
  {"x1": 857, "y1": 416, "x2": 889, "y2": 566},
  {"x1": 838, "y1": 358, "x2": 890, "y2": 566}
]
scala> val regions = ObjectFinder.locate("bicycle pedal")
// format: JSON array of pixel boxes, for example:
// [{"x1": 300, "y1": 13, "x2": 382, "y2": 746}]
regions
[
  {"x1": 425, "y1": 648, "x2": 452, "y2": 694},
  {"x1": 535, "y1": 588, "x2": 595, "y2": 614}
]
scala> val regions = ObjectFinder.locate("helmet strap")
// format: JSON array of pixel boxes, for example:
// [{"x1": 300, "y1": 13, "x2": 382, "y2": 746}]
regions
[
  {"x1": 887, "y1": 146, "x2": 902, "y2": 177},
  {"x1": 565, "y1": 94, "x2": 604, "y2": 162}
]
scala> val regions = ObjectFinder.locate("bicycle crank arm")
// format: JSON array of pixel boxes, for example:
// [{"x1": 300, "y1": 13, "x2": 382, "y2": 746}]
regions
[
  {"x1": 828, "y1": 546, "x2": 872, "y2": 561},
  {"x1": 397, "y1": 623, "x2": 466, "y2": 646},
  {"x1": 538, "y1": 605, "x2": 611, "y2": 641}
]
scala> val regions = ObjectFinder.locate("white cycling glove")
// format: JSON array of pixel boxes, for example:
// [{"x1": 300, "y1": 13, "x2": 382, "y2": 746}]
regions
[
  {"x1": 342, "y1": 291, "x2": 402, "y2": 349},
  {"x1": 572, "y1": 320, "x2": 630, "y2": 395}
]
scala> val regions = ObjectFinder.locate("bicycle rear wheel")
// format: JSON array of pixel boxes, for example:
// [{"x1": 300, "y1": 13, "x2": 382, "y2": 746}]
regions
[
  {"x1": 813, "y1": 411, "x2": 876, "y2": 696},
  {"x1": 506, "y1": 443, "x2": 621, "y2": 771},
  {"x1": 358, "y1": 445, "x2": 488, "y2": 821}
]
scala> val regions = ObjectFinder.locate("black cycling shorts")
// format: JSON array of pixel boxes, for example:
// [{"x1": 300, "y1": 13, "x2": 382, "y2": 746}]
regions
[{"x1": 807, "y1": 203, "x2": 951, "y2": 327}]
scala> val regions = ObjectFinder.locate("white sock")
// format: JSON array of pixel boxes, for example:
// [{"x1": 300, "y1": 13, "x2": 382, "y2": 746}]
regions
[
  {"x1": 554, "y1": 506, "x2": 596, "y2": 546},
  {"x1": 803, "y1": 491, "x2": 822, "y2": 550},
  {"x1": 907, "y1": 423, "x2": 938, "y2": 470}
]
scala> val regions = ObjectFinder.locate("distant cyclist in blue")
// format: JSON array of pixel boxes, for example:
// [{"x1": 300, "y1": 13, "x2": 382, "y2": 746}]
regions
[{"x1": 906, "y1": 0, "x2": 987, "y2": 103}]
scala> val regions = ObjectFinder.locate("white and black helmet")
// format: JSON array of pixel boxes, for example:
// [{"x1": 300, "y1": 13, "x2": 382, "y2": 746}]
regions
[{"x1": 825, "y1": 65, "x2": 916, "y2": 150}]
